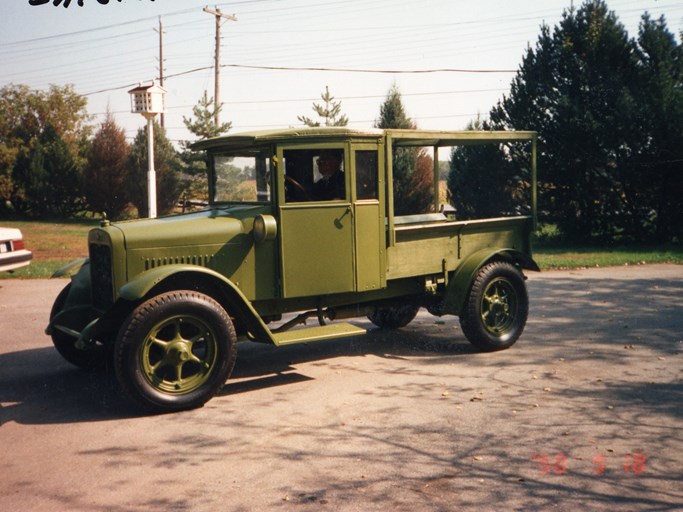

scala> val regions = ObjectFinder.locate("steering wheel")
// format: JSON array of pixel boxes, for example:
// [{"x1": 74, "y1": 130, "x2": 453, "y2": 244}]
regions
[{"x1": 284, "y1": 175, "x2": 310, "y2": 201}]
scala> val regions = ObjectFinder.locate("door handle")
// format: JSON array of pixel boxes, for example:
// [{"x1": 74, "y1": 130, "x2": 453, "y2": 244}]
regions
[{"x1": 335, "y1": 206, "x2": 353, "y2": 229}]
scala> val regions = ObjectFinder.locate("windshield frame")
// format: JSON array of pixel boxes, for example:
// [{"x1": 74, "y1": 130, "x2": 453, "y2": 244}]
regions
[{"x1": 208, "y1": 148, "x2": 273, "y2": 206}]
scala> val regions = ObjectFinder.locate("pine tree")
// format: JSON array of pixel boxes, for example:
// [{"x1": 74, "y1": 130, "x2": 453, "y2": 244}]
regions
[
  {"x1": 182, "y1": 91, "x2": 232, "y2": 140},
  {"x1": 375, "y1": 85, "x2": 432, "y2": 215},
  {"x1": 180, "y1": 91, "x2": 232, "y2": 205},
  {"x1": 12, "y1": 124, "x2": 84, "y2": 217},
  {"x1": 128, "y1": 122, "x2": 182, "y2": 217},
  {"x1": 490, "y1": 0, "x2": 642, "y2": 242},
  {"x1": 448, "y1": 118, "x2": 523, "y2": 219},
  {"x1": 84, "y1": 110, "x2": 131, "y2": 219},
  {"x1": 298, "y1": 86, "x2": 348, "y2": 127},
  {"x1": 632, "y1": 14, "x2": 683, "y2": 242}
]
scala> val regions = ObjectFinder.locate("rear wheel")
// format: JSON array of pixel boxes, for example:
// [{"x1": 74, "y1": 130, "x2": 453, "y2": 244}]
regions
[
  {"x1": 460, "y1": 261, "x2": 528, "y2": 351},
  {"x1": 114, "y1": 291, "x2": 237, "y2": 413},
  {"x1": 367, "y1": 304, "x2": 419, "y2": 329}
]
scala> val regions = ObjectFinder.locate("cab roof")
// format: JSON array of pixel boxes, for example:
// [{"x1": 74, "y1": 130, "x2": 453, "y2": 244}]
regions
[
  {"x1": 190, "y1": 127, "x2": 536, "y2": 151},
  {"x1": 190, "y1": 127, "x2": 384, "y2": 151}
]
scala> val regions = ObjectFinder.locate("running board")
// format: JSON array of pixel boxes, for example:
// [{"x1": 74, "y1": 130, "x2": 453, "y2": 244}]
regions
[{"x1": 271, "y1": 322, "x2": 366, "y2": 346}]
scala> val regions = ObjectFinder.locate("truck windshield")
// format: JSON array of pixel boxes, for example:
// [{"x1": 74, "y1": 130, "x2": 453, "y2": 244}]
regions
[{"x1": 212, "y1": 153, "x2": 271, "y2": 204}]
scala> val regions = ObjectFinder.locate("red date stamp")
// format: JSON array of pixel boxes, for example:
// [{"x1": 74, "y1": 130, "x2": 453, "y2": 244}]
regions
[{"x1": 532, "y1": 452, "x2": 647, "y2": 475}]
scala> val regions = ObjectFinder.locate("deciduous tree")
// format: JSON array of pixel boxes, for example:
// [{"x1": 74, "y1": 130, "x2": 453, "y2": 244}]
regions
[
  {"x1": 84, "y1": 110, "x2": 131, "y2": 219},
  {"x1": 0, "y1": 83, "x2": 90, "y2": 217}
]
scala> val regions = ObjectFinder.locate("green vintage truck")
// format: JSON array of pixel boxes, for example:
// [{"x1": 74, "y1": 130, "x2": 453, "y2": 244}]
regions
[{"x1": 47, "y1": 127, "x2": 539, "y2": 412}]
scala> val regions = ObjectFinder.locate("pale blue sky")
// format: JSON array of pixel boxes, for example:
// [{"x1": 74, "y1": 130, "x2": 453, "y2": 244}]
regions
[{"x1": 1, "y1": 0, "x2": 681, "y2": 144}]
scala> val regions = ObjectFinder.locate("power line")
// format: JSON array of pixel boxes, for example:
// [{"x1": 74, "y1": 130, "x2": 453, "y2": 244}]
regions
[
  {"x1": 220, "y1": 64, "x2": 517, "y2": 74},
  {"x1": 80, "y1": 63, "x2": 514, "y2": 96},
  {"x1": 91, "y1": 87, "x2": 508, "y2": 116},
  {"x1": 0, "y1": 0, "x2": 279, "y2": 46}
]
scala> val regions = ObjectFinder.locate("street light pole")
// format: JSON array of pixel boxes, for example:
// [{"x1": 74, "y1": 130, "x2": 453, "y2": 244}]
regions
[
  {"x1": 145, "y1": 114, "x2": 157, "y2": 219},
  {"x1": 128, "y1": 81, "x2": 166, "y2": 219}
]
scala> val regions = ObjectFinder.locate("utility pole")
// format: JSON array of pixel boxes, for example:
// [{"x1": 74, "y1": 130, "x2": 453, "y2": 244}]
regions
[
  {"x1": 203, "y1": 6, "x2": 237, "y2": 126},
  {"x1": 154, "y1": 16, "x2": 166, "y2": 128}
]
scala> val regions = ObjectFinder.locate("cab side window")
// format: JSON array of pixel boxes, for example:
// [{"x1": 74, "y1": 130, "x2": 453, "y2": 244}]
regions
[
  {"x1": 283, "y1": 149, "x2": 345, "y2": 202},
  {"x1": 355, "y1": 150, "x2": 378, "y2": 200}
]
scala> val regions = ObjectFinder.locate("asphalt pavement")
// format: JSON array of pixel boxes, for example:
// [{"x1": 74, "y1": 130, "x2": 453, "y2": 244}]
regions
[{"x1": 0, "y1": 264, "x2": 681, "y2": 511}]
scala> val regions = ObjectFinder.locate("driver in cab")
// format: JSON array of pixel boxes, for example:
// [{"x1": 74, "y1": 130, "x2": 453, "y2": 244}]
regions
[{"x1": 313, "y1": 150, "x2": 345, "y2": 201}]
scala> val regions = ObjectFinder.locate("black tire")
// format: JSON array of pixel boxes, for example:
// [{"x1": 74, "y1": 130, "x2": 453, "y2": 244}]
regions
[
  {"x1": 459, "y1": 261, "x2": 528, "y2": 351},
  {"x1": 114, "y1": 291, "x2": 237, "y2": 413},
  {"x1": 367, "y1": 304, "x2": 420, "y2": 329},
  {"x1": 49, "y1": 283, "x2": 108, "y2": 369}
]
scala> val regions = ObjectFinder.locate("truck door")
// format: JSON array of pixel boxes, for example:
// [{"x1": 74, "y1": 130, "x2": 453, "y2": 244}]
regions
[
  {"x1": 278, "y1": 145, "x2": 355, "y2": 298},
  {"x1": 352, "y1": 145, "x2": 385, "y2": 292}
]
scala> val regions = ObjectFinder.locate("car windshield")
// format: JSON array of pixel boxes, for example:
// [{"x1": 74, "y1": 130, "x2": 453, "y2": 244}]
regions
[{"x1": 211, "y1": 153, "x2": 271, "y2": 204}]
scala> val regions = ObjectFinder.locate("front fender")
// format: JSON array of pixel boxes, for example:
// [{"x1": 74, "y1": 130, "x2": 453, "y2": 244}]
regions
[
  {"x1": 119, "y1": 265, "x2": 241, "y2": 301},
  {"x1": 442, "y1": 248, "x2": 539, "y2": 315},
  {"x1": 118, "y1": 265, "x2": 275, "y2": 344},
  {"x1": 46, "y1": 260, "x2": 100, "y2": 345},
  {"x1": 51, "y1": 257, "x2": 89, "y2": 278}
]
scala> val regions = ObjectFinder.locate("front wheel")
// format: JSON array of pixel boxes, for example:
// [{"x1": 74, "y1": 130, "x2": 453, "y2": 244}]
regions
[
  {"x1": 460, "y1": 261, "x2": 528, "y2": 351},
  {"x1": 114, "y1": 291, "x2": 237, "y2": 413}
]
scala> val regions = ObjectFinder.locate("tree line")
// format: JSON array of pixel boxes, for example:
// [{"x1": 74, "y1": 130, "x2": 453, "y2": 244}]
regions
[
  {"x1": 1, "y1": 0, "x2": 680, "y2": 244},
  {"x1": 449, "y1": 0, "x2": 682, "y2": 244},
  {"x1": 0, "y1": 80, "x2": 430, "y2": 221}
]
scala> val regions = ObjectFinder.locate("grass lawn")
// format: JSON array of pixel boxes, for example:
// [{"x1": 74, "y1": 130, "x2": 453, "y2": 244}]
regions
[
  {"x1": 1, "y1": 219, "x2": 96, "y2": 279},
  {"x1": 533, "y1": 244, "x2": 683, "y2": 270},
  {"x1": 1, "y1": 219, "x2": 681, "y2": 278}
]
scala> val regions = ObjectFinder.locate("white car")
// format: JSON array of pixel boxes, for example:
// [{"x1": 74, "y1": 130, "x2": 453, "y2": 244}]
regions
[{"x1": 0, "y1": 227, "x2": 32, "y2": 272}]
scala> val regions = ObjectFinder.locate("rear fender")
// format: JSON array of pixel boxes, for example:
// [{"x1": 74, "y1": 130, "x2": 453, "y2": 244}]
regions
[{"x1": 442, "y1": 249, "x2": 539, "y2": 315}]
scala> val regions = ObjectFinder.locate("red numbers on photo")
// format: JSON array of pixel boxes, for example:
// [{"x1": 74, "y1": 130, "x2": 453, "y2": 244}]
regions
[
  {"x1": 532, "y1": 453, "x2": 568, "y2": 475},
  {"x1": 532, "y1": 452, "x2": 647, "y2": 476}
]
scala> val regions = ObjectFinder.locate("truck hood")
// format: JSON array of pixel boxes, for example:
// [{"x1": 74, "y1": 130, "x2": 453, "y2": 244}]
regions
[{"x1": 112, "y1": 206, "x2": 262, "y2": 250}]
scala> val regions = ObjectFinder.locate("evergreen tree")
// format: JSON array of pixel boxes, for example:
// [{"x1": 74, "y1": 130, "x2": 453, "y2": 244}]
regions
[
  {"x1": 298, "y1": 86, "x2": 348, "y2": 127},
  {"x1": 180, "y1": 91, "x2": 232, "y2": 205},
  {"x1": 448, "y1": 118, "x2": 525, "y2": 219},
  {"x1": 84, "y1": 110, "x2": 131, "y2": 219},
  {"x1": 490, "y1": 0, "x2": 643, "y2": 242},
  {"x1": 182, "y1": 91, "x2": 232, "y2": 140},
  {"x1": 12, "y1": 124, "x2": 84, "y2": 217},
  {"x1": 375, "y1": 84, "x2": 432, "y2": 215},
  {"x1": 128, "y1": 122, "x2": 182, "y2": 217},
  {"x1": 632, "y1": 14, "x2": 683, "y2": 242}
]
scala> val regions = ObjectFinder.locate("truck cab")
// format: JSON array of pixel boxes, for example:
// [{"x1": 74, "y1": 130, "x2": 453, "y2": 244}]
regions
[{"x1": 47, "y1": 127, "x2": 539, "y2": 413}]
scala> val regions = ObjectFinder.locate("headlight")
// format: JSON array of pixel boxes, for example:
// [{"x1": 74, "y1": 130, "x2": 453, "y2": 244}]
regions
[{"x1": 253, "y1": 214, "x2": 277, "y2": 243}]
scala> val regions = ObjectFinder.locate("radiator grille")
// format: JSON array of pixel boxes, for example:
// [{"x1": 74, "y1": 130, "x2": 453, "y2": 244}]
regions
[{"x1": 90, "y1": 243, "x2": 114, "y2": 309}]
